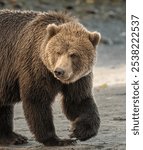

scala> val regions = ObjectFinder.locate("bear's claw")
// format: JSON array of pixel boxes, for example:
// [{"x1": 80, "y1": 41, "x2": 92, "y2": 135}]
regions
[
  {"x1": 12, "y1": 132, "x2": 28, "y2": 145},
  {"x1": 70, "y1": 130, "x2": 96, "y2": 141},
  {"x1": 44, "y1": 137, "x2": 77, "y2": 146},
  {"x1": 69, "y1": 120, "x2": 98, "y2": 141},
  {"x1": 0, "y1": 132, "x2": 28, "y2": 145}
]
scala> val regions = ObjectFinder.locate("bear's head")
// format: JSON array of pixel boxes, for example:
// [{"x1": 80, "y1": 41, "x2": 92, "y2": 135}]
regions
[{"x1": 41, "y1": 22, "x2": 101, "y2": 84}]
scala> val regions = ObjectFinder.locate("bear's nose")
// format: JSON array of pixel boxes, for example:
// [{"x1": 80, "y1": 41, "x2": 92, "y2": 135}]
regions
[{"x1": 54, "y1": 68, "x2": 65, "y2": 78}]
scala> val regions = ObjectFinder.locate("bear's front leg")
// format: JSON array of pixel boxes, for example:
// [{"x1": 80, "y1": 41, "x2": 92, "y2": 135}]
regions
[
  {"x1": 69, "y1": 100, "x2": 100, "y2": 141},
  {"x1": 62, "y1": 73, "x2": 100, "y2": 141},
  {"x1": 20, "y1": 79, "x2": 76, "y2": 146}
]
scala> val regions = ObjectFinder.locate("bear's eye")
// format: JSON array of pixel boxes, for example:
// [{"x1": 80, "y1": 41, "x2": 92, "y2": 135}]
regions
[
  {"x1": 70, "y1": 53, "x2": 78, "y2": 59},
  {"x1": 56, "y1": 51, "x2": 62, "y2": 55}
]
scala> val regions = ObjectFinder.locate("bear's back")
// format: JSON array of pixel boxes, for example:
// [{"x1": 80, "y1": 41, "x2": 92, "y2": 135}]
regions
[
  {"x1": 0, "y1": 10, "x2": 75, "y2": 56},
  {"x1": 0, "y1": 10, "x2": 38, "y2": 50}
]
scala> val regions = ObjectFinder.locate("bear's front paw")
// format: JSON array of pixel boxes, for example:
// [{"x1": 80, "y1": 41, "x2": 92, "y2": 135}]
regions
[
  {"x1": 43, "y1": 136, "x2": 76, "y2": 146},
  {"x1": 69, "y1": 117, "x2": 100, "y2": 141},
  {"x1": 0, "y1": 132, "x2": 28, "y2": 145}
]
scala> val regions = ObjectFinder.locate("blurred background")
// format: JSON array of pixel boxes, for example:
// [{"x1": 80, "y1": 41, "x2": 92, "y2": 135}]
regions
[{"x1": 0, "y1": 0, "x2": 126, "y2": 86}]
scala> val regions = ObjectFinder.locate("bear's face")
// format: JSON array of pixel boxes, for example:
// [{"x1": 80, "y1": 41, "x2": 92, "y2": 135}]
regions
[{"x1": 41, "y1": 23, "x2": 101, "y2": 84}]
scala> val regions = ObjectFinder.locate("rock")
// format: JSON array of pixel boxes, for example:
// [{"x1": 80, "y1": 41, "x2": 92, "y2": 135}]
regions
[
  {"x1": 85, "y1": 9, "x2": 98, "y2": 14},
  {"x1": 0, "y1": 0, "x2": 5, "y2": 7},
  {"x1": 120, "y1": 32, "x2": 126, "y2": 37},
  {"x1": 113, "y1": 117, "x2": 126, "y2": 121},
  {"x1": 101, "y1": 36, "x2": 113, "y2": 45},
  {"x1": 107, "y1": 10, "x2": 116, "y2": 18},
  {"x1": 85, "y1": 0, "x2": 96, "y2": 4},
  {"x1": 65, "y1": 5, "x2": 74, "y2": 10},
  {"x1": 13, "y1": 3, "x2": 22, "y2": 9}
]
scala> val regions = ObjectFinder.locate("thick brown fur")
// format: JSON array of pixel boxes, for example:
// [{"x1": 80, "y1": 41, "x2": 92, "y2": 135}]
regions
[{"x1": 0, "y1": 10, "x2": 100, "y2": 146}]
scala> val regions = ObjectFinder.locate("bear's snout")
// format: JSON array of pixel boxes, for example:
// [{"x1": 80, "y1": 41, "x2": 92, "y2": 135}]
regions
[
  {"x1": 54, "y1": 68, "x2": 65, "y2": 78},
  {"x1": 53, "y1": 54, "x2": 73, "y2": 83}
]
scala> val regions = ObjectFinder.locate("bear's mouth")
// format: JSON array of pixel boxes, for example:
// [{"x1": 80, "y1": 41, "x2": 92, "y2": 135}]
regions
[
  {"x1": 56, "y1": 76, "x2": 72, "y2": 83},
  {"x1": 53, "y1": 73, "x2": 72, "y2": 83}
]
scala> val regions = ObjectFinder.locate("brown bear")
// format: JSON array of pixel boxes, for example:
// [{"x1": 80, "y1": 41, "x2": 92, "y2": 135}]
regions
[{"x1": 0, "y1": 10, "x2": 101, "y2": 146}]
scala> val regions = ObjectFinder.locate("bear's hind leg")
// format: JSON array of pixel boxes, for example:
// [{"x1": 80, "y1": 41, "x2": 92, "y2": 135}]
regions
[{"x1": 0, "y1": 105, "x2": 28, "y2": 145}]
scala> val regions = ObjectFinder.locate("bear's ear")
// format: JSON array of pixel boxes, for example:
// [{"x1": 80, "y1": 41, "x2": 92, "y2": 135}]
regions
[
  {"x1": 89, "y1": 31, "x2": 101, "y2": 47},
  {"x1": 46, "y1": 23, "x2": 60, "y2": 39}
]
